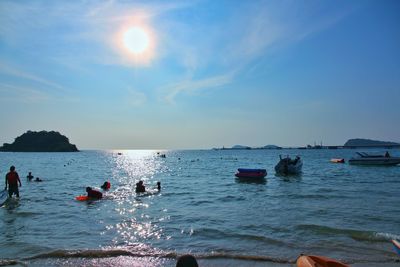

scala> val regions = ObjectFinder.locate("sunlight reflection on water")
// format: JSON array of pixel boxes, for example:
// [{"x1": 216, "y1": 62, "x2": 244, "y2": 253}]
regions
[{"x1": 105, "y1": 150, "x2": 167, "y2": 247}]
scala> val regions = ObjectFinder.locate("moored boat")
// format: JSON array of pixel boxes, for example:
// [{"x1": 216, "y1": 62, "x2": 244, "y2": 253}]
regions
[
  {"x1": 275, "y1": 155, "x2": 302, "y2": 175},
  {"x1": 348, "y1": 152, "x2": 400, "y2": 166},
  {"x1": 296, "y1": 255, "x2": 349, "y2": 267}
]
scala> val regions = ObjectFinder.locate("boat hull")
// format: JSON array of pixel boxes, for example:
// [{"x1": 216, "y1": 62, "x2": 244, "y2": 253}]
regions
[
  {"x1": 348, "y1": 158, "x2": 400, "y2": 166},
  {"x1": 275, "y1": 158, "x2": 303, "y2": 174}
]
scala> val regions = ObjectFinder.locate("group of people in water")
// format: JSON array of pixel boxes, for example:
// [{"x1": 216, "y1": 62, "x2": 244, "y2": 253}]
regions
[
  {"x1": 27, "y1": 171, "x2": 42, "y2": 182},
  {"x1": 4, "y1": 166, "x2": 45, "y2": 198},
  {"x1": 5, "y1": 165, "x2": 161, "y2": 200},
  {"x1": 4, "y1": 165, "x2": 196, "y2": 267},
  {"x1": 83, "y1": 180, "x2": 161, "y2": 200}
]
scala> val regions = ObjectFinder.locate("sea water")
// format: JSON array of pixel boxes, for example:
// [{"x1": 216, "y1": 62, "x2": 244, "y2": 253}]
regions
[{"x1": 0, "y1": 149, "x2": 399, "y2": 266}]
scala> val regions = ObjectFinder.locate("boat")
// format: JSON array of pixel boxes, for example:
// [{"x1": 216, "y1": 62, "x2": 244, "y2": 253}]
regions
[
  {"x1": 392, "y1": 239, "x2": 400, "y2": 255},
  {"x1": 330, "y1": 158, "x2": 345, "y2": 163},
  {"x1": 348, "y1": 152, "x2": 400, "y2": 166},
  {"x1": 296, "y1": 255, "x2": 349, "y2": 267},
  {"x1": 275, "y1": 155, "x2": 303, "y2": 174},
  {"x1": 235, "y1": 168, "x2": 267, "y2": 179}
]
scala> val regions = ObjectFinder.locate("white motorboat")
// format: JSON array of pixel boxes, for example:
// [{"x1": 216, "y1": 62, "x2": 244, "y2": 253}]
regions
[
  {"x1": 349, "y1": 152, "x2": 400, "y2": 166},
  {"x1": 275, "y1": 155, "x2": 303, "y2": 174}
]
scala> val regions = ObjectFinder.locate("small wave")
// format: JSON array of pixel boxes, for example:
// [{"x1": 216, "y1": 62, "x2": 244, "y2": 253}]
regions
[
  {"x1": 217, "y1": 195, "x2": 246, "y2": 202},
  {"x1": 25, "y1": 249, "x2": 174, "y2": 260},
  {"x1": 198, "y1": 253, "x2": 294, "y2": 263},
  {"x1": 192, "y1": 228, "x2": 286, "y2": 246},
  {"x1": 0, "y1": 259, "x2": 21, "y2": 266},
  {"x1": 22, "y1": 249, "x2": 293, "y2": 264},
  {"x1": 188, "y1": 199, "x2": 214, "y2": 205},
  {"x1": 297, "y1": 224, "x2": 400, "y2": 242}
]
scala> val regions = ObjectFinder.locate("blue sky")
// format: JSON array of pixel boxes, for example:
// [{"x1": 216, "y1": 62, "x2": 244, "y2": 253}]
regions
[{"x1": 0, "y1": 0, "x2": 399, "y2": 149}]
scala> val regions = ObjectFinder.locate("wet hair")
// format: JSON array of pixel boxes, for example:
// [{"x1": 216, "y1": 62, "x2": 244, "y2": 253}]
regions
[
  {"x1": 10, "y1": 166, "x2": 15, "y2": 171},
  {"x1": 86, "y1": 187, "x2": 92, "y2": 192},
  {"x1": 176, "y1": 254, "x2": 198, "y2": 267}
]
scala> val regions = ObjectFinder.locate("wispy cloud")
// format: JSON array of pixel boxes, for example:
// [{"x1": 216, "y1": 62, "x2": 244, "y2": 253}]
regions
[
  {"x1": 157, "y1": 1, "x2": 352, "y2": 101},
  {"x1": 126, "y1": 87, "x2": 147, "y2": 107},
  {"x1": 0, "y1": 63, "x2": 65, "y2": 91},
  {"x1": 163, "y1": 71, "x2": 235, "y2": 104},
  {"x1": 0, "y1": 83, "x2": 49, "y2": 103}
]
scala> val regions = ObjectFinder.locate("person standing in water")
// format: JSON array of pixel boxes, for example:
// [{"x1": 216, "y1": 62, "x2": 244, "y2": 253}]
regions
[
  {"x1": 27, "y1": 172, "x2": 34, "y2": 181},
  {"x1": 157, "y1": 181, "x2": 161, "y2": 191},
  {"x1": 5, "y1": 166, "x2": 22, "y2": 198}
]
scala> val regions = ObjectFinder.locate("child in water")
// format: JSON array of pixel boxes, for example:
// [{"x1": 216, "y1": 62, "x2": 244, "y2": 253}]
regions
[
  {"x1": 135, "y1": 180, "x2": 146, "y2": 193},
  {"x1": 100, "y1": 181, "x2": 111, "y2": 190}
]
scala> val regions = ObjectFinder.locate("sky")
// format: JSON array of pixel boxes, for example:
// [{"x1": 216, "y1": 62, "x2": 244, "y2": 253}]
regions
[{"x1": 0, "y1": 0, "x2": 399, "y2": 149}]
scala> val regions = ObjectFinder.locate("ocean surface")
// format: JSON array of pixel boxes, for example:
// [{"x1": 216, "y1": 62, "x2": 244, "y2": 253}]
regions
[{"x1": 0, "y1": 149, "x2": 399, "y2": 266}]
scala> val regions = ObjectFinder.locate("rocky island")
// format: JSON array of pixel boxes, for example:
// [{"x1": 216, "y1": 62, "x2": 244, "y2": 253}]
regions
[
  {"x1": 0, "y1": 130, "x2": 79, "y2": 152},
  {"x1": 344, "y1": 138, "x2": 400, "y2": 148}
]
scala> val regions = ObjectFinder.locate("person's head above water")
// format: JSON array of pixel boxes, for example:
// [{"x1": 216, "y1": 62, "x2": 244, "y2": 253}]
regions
[
  {"x1": 101, "y1": 181, "x2": 111, "y2": 189},
  {"x1": 10, "y1": 166, "x2": 15, "y2": 171},
  {"x1": 86, "y1": 187, "x2": 92, "y2": 192},
  {"x1": 176, "y1": 254, "x2": 198, "y2": 267}
]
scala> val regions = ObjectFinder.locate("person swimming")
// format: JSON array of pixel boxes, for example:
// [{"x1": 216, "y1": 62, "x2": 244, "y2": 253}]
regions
[
  {"x1": 100, "y1": 181, "x2": 111, "y2": 190},
  {"x1": 135, "y1": 180, "x2": 146, "y2": 193},
  {"x1": 86, "y1": 187, "x2": 103, "y2": 199},
  {"x1": 34, "y1": 177, "x2": 43, "y2": 182}
]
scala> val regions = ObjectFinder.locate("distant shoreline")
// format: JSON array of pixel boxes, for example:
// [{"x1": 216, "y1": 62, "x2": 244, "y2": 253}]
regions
[{"x1": 213, "y1": 144, "x2": 400, "y2": 150}]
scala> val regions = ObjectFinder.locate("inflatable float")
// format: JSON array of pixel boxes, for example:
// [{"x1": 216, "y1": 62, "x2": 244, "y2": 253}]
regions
[
  {"x1": 330, "y1": 158, "x2": 345, "y2": 163},
  {"x1": 392, "y1": 239, "x2": 400, "y2": 255},
  {"x1": 75, "y1": 195, "x2": 90, "y2": 201},
  {"x1": 235, "y1": 168, "x2": 267, "y2": 179},
  {"x1": 296, "y1": 255, "x2": 349, "y2": 267}
]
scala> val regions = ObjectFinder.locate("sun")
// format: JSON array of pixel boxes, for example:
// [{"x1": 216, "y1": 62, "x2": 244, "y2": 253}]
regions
[
  {"x1": 123, "y1": 26, "x2": 150, "y2": 54},
  {"x1": 113, "y1": 20, "x2": 156, "y2": 65}
]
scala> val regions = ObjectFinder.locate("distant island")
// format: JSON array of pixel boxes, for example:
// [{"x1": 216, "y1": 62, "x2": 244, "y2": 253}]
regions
[
  {"x1": 0, "y1": 130, "x2": 79, "y2": 152},
  {"x1": 214, "y1": 144, "x2": 282, "y2": 150},
  {"x1": 213, "y1": 138, "x2": 400, "y2": 150},
  {"x1": 344, "y1": 138, "x2": 400, "y2": 147}
]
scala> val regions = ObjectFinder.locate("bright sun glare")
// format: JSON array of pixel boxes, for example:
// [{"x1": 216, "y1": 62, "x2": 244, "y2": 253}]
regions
[{"x1": 123, "y1": 26, "x2": 149, "y2": 54}]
